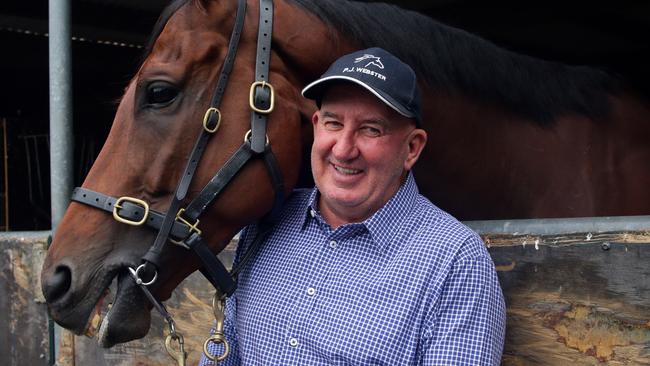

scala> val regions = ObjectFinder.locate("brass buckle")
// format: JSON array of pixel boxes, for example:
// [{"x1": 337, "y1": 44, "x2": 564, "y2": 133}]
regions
[
  {"x1": 112, "y1": 196, "x2": 149, "y2": 226},
  {"x1": 249, "y1": 81, "x2": 275, "y2": 114},
  {"x1": 202, "y1": 107, "x2": 221, "y2": 133},
  {"x1": 243, "y1": 129, "x2": 269, "y2": 145},
  {"x1": 175, "y1": 208, "x2": 201, "y2": 235}
]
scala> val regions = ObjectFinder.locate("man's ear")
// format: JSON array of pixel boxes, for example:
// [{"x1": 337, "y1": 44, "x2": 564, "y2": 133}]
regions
[
  {"x1": 404, "y1": 128, "x2": 427, "y2": 171},
  {"x1": 311, "y1": 110, "x2": 320, "y2": 127}
]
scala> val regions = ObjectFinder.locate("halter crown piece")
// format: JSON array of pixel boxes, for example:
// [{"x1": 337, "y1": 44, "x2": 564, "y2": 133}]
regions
[{"x1": 70, "y1": 0, "x2": 282, "y2": 363}]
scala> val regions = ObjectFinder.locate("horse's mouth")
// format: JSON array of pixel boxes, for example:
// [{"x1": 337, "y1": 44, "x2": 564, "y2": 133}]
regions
[{"x1": 68, "y1": 267, "x2": 152, "y2": 347}]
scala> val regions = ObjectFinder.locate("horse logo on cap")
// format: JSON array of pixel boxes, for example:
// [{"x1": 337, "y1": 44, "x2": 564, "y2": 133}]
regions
[{"x1": 354, "y1": 54, "x2": 384, "y2": 69}]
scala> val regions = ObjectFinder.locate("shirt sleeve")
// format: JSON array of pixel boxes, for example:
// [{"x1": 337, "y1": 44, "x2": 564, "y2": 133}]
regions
[{"x1": 420, "y1": 237, "x2": 506, "y2": 365}]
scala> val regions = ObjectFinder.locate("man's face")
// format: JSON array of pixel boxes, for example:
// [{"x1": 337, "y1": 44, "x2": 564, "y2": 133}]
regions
[{"x1": 311, "y1": 84, "x2": 427, "y2": 227}]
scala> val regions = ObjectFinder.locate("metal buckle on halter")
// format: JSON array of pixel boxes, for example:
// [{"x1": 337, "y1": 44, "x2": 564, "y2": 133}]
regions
[
  {"x1": 249, "y1": 81, "x2": 275, "y2": 114},
  {"x1": 112, "y1": 196, "x2": 150, "y2": 226},
  {"x1": 203, "y1": 107, "x2": 222, "y2": 133},
  {"x1": 175, "y1": 208, "x2": 202, "y2": 235}
]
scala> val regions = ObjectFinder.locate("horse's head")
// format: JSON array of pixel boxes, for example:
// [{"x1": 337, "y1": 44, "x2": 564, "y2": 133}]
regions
[{"x1": 40, "y1": 0, "x2": 342, "y2": 347}]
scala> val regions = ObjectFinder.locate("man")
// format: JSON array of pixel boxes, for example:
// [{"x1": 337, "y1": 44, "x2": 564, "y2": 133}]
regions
[{"x1": 201, "y1": 47, "x2": 506, "y2": 365}]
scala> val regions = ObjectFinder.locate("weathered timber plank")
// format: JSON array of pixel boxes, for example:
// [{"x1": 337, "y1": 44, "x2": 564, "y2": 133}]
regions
[
  {"x1": 491, "y1": 241, "x2": 650, "y2": 365},
  {"x1": 0, "y1": 232, "x2": 50, "y2": 366},
  {"x1": 483, "y1": 231, "x2": 650, "y2": 248}
]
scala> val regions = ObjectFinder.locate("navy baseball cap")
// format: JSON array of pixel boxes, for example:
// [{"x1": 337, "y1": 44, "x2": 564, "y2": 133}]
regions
[{"x1": 302, "y1": 47, "x2": 422, "y2": 125}]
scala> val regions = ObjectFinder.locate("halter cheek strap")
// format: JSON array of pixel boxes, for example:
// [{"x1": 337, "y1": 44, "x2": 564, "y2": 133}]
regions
[{"x1": 70, "y1": 0, "x2": 282, "y2": 298}]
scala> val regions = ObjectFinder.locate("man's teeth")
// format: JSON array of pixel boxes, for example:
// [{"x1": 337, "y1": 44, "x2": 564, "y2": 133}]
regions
[{"x1": 334, "y1": 165, "x2": 361, "y2": 175}]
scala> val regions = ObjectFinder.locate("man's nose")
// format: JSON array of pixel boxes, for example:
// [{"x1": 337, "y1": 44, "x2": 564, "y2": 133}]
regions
[{"x1": 331, "y1": 132, "x2": 359, "y2": 160}]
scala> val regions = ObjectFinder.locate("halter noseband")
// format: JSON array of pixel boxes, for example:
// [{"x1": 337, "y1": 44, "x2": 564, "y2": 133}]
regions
[{"x1": 70, "y1": 0, "x2": 282, "y2": 298}]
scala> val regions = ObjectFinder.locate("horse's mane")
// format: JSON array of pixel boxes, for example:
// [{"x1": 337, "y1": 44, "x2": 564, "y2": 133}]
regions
[
  {"x1": 290, "y1": 0, "x2": 619, "y2": 125},
  {"x1": 146, "y1": 0, "x2": 619, "y2": 125}
]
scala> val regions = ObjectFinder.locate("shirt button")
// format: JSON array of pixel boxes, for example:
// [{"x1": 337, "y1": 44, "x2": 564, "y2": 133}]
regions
[
  {"x1": 309, "y1": 209, "x2": 315, "y2": 218},
  {"x1": 329, "y1": 240, "x2": 337, "y2": 248},
  {"x1": 307, "y1": 287, "x2": 316, "y2": 296},
  {"x1": 289, "y1": 338, "x2": 299, "y2": 347}
]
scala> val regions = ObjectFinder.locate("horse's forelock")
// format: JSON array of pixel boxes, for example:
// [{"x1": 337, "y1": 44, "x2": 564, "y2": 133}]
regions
[{"x1": 141, "y1": 0, "x2": 192, "y2": 64}]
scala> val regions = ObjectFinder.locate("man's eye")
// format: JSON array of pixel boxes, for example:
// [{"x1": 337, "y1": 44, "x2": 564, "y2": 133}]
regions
[
  {"x1": 323, "y1": 121, "x2": 342, "y2": 130},
  {"x1": 362, "y1": 126, "x2": 381, "y2": 136}
]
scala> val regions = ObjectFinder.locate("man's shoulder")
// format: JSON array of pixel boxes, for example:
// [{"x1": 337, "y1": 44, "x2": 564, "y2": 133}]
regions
[
  {"x1": 411, "y1": 194, "x2": 474, "y2": 237},
  {"x1": 408, "y1": 195, "x2": 487, "y2": 260}
]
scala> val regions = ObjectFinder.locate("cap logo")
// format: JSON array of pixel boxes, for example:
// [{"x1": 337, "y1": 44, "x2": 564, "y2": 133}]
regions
[
  {"x1": 354, "y1": 54, "x2": 384, "y2": 69},
  {"x1": 340, "y1": 53, "x2": 387, "y2": 81}
]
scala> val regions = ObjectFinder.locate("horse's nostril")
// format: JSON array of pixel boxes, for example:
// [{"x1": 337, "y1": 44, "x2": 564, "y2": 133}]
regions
[{"x1": 43, "y1": 266, "x2": 72, "y2": 303}]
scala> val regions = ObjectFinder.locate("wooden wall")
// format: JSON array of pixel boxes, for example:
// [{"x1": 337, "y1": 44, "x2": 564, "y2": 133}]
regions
[
  {"x1": 488, "y1": 233, "x2": 650, "y2": 365},
  {"x1": 0, "y1": 232, "x2": 51, "y2": 365},
  {"x1": 3, "y1": 232, "x2": 649, "y2": 365}
]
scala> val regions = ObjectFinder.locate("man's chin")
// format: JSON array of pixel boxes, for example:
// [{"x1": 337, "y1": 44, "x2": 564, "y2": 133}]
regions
[{"x1": 316, "y1": 191, "x2": 373, "y2": 224}]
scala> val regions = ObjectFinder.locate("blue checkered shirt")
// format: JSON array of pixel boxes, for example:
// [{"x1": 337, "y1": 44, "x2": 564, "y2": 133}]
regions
[{"x1": 200, "y1": 173, "x2": 505, "y2": 365}]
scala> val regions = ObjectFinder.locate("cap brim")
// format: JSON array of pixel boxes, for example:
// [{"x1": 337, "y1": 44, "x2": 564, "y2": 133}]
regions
[{"x1": 301, "y1": 75, "x2": 416, "y2": 120}]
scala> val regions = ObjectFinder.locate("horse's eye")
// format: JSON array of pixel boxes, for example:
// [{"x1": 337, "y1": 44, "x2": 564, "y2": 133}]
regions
[{"x1": 145, "y1": 82, "x2": 179, "y2": 107}]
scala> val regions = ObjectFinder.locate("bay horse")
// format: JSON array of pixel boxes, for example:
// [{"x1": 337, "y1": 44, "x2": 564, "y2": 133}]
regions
[{"x1": 42, "y1": 0, "x2": 650, "y2": 349}]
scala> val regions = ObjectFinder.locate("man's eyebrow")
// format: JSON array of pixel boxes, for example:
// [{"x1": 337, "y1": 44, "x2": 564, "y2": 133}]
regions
[
  {"x1": 321, "y1": 111, "x2": 339, "y2": 119},
  {"x1": 363, "y1": 117, "x2": 389, "y2": 127}
]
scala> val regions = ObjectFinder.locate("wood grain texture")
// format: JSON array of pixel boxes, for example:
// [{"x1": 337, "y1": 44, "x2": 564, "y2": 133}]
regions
[
  {"x1": 492, "y1": 239, "x2": 650, "y2": 365},
  {"x1": 0, "y1": 232, "x2": 50, "y2": 366}
]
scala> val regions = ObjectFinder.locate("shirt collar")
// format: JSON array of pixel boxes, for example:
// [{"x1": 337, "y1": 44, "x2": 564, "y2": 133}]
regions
[{"x1": 302, "y1": 172, "x2": 419, "y2": 253}]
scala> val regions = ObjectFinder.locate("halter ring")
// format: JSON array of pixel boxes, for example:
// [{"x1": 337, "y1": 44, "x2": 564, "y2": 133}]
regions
[
  {"x1": 243, "y1": 129, "x2": 269, "y2": 145},
  {"x1": 203, "y1": 333, "x2": 230, "y2": 362},
  {"x1": 128, "y1": 264, "x2": 158, "y2": 286}
]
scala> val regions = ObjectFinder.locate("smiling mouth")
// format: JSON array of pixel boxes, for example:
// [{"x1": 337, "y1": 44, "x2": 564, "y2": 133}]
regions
[{"x1": 333, "y1": 164, "x2": 362, "y2": 175}]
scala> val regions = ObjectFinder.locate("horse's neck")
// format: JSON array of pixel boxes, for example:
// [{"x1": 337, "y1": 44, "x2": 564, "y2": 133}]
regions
[
  {"x1": 270, "y1": 0, "x2": 358, "y2": 145},
  {"x1": 273, "y1": 0, "x2": 358, "y2": 84}
]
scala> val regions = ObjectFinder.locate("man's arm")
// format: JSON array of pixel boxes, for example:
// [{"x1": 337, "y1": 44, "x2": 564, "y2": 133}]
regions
[{"x1": 421, "y1": 237, "x2": 506, "y2": 365}]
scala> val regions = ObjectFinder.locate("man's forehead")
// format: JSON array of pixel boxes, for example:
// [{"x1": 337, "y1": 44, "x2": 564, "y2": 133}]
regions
[{"x1": 320, "y1": 84, "x2": 413, "y2": 126}]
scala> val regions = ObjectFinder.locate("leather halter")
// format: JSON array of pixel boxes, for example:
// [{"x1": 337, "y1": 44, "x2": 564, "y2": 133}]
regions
[{"x1": 70, "y1": 0, "x2": 282, "y2": 297}]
